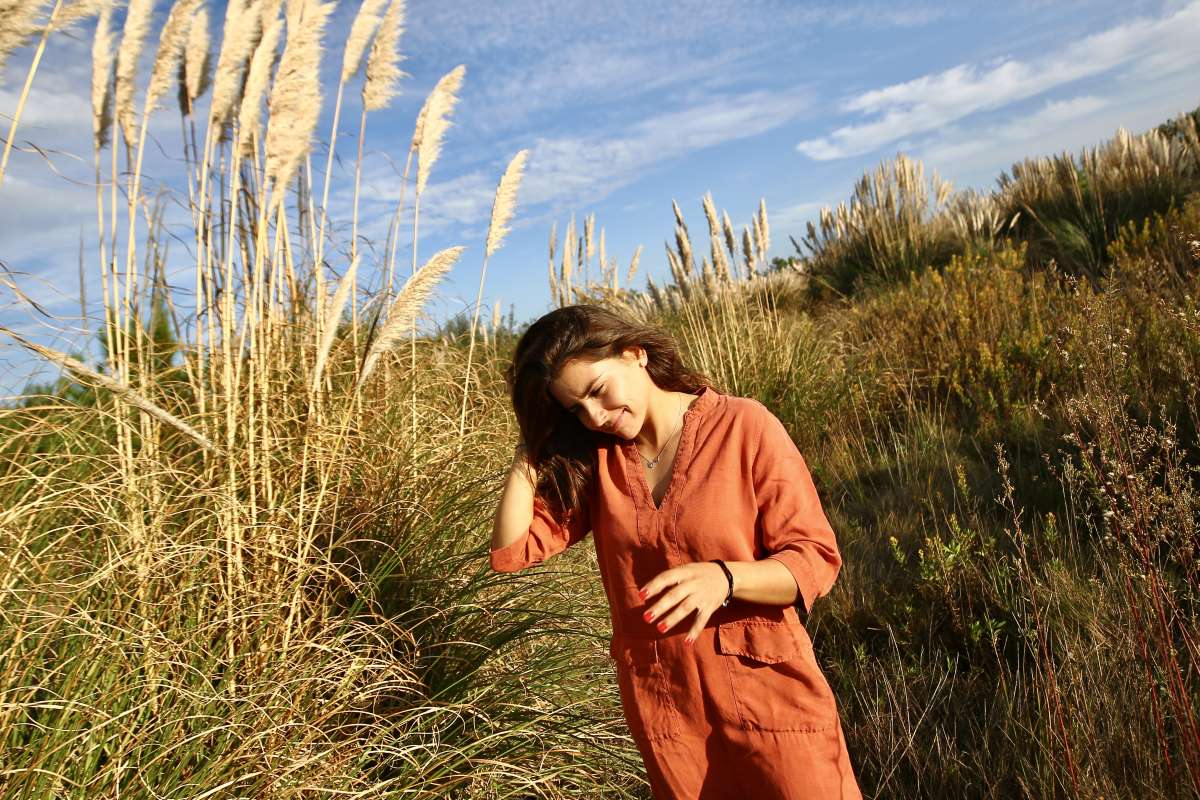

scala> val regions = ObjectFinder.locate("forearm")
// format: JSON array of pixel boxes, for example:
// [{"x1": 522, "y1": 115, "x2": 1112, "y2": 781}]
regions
[{"x1": 725, "y1": 558, "x2": 801, "y2": 607}]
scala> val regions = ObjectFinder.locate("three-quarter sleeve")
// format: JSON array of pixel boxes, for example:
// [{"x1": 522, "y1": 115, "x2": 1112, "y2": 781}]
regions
[
  {"x1": 750, "y1": 404, "x2": 842, "y2": 615},
  {"x1": 489, "y1": 493, "x2": 591, "y2": 573}
]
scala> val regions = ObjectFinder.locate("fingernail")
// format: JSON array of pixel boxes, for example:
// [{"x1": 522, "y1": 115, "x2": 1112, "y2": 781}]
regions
[
  {"x1": 643, "y1": 610, "x2": 653, "y2": 623},
  {"x1": 685, "y1": 635, "x2": 694, "y2": 645},
  {"x1": 637, "y1": 589, "x2": 646, "y2": 600},
  {"x1": 656, "y1": 621, "x2": 667, "y2": 633}
]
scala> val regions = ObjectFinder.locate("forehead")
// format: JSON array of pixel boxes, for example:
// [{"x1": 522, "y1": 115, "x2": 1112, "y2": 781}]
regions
[{"x1": 549, "y1": 355, "x2": 612, "y2": 406}]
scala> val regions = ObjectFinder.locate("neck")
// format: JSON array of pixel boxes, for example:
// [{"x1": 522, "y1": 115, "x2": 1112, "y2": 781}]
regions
[{"x1": 635, "y1": 388, "x2": 685, "y2": 453}]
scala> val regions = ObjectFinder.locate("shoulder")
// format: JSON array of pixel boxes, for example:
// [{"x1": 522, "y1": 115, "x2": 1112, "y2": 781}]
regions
[{"x1": 720, "y1": 393, "x2": 776, "y2": 431}]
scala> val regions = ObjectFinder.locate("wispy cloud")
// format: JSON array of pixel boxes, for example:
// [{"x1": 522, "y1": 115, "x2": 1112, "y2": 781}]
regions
[{"x1": 797, "y1": 2, "x2": 1200, "y2": 160}]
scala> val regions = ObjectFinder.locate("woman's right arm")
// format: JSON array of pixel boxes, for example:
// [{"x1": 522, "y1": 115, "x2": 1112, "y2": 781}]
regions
[
  {"x1": 490, "y1": 442, "x2": 592, "y2": 573},
  {"x1": 491, "y1": 443, "x2": 538, "y2": 553}
]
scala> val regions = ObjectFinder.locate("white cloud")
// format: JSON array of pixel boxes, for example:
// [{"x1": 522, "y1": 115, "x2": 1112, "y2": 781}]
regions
[{"x1": 797, "y1": 2, "x2": 1200, "y2": 160}]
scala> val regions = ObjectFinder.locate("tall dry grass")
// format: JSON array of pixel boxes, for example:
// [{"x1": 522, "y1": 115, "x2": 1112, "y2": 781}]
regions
[{"x1": 0, "y1": 2, "x2": 632, "y2": 796}]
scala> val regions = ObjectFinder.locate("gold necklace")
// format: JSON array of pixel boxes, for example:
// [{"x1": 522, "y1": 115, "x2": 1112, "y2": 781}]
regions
[{"x1": 639, "y1": 393, "x2": 683, "y2": 468}]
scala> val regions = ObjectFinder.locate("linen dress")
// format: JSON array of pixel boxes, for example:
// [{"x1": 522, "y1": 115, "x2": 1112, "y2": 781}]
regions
[{"x1": 490, "y1": 386, "x2": 863, "y2": 799}]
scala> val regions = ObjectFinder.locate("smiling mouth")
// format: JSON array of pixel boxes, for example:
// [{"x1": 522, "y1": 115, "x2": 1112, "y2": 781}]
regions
[{"x1": 606, "y1": 409, "x2": 625, "y2": 432}]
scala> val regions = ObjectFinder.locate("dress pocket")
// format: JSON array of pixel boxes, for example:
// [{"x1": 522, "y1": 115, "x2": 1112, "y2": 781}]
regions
[
  {"x1": 715, "y1": 620, "x2": 838, "y2": 733},
  {"x1": 608, "y1": 636, "x2": 681, "y2": 742}
]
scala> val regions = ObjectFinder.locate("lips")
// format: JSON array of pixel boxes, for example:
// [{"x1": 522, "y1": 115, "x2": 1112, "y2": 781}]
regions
[{"x1": 606, "y1": 409, "x2": 625, "y2": 433}]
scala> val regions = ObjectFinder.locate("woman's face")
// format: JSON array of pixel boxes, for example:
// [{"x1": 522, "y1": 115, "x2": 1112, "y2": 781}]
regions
[{"x1": 548, "y1": 346, "x2": 647, "y2": 438}]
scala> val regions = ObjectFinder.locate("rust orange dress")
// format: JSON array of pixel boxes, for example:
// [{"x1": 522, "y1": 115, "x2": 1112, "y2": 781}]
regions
[{"x1": 491, "y1": 386, "x2": 863, "y2": 799}]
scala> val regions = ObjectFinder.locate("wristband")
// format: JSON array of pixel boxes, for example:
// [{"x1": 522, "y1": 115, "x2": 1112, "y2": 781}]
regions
[{"x1": 709, "y1": 559, "x2": 734, "y2": 607}]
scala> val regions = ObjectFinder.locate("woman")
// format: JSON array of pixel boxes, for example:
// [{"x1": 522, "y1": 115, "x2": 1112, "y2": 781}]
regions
[{"x1": 490, "y1": 304, "x2": 862, "y2": 799}]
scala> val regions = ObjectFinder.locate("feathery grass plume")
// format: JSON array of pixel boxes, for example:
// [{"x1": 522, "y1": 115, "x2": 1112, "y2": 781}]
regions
[
  {"x1": 547, "y1": 220, "x2": 558, "y2": 302},
  {"x1": 237, "y1": 10, "x2": 281, "y2": 154},
  {"x1": 145, "y1": 0, "x2": 200, "y2": 115},
  {"x1": 561, "y1": 214, "x2": 575, "y2": 301},
  {"x1": 340, "y1": 0, "x2": 385, "y2": 84},
  {"x1": 584, "y1": 212, "x2": 595, "y2": 265},
  {"x1": 0, "y1": 0, "x2": 49, "y2": 77},
  {"x1": 264, "y1": 0, "x2": 335, "y2": 204},
  {"x1": 485, "y1": 148, "x2": 528, "y2": 258},
  {"x1": 491, "y1": 299, "x2": 501, "y2": 335},
  {"x1": 674, "y1": 222, "x2": 694, "y2": 277},
  {"x1": 722, "y1": 210, "x2": 737, "y2": 261},
  {"x1": 91, "y1": 4, "x2": 115, "y2": 151},
  {"x1": 310, "y1": 253, "x2": 360, "y2": 395},
  {"x1": 742, "y1": 226, "x2": 756, "y2": 274},
  {"x1": 627, "y1": 244, "x2": 642, "y2": 286},
  {"x1": 55, "y1": 0, "x2": 114, "y2": 30},
  {"x1": 757, "y1": 197, "x2": 770, "y2": 257},
  {"x1": 208, "y1": 0, "x2": 261, "y2": 127},
  {"x1": 114, "y1": 0, "x2": 154, "y2": 144},
  {"x1": 361, "y1": 0, "x2": 405, "y2": 110},
  {"x1": 182, "y1": 6, "x2": 211, "y2": 111},
  {"x1": 0, "y1": 324, "x2": 222, "y2": 454},
  {"x1": 358, "y1": 245, "x2": 463, "y2": 387},
  {"x1": 752, "y1": 210, "x2": 764, "y2": 264},
  {"x1": 413, "y1": 64, "x2": 465, "y2": 195}
]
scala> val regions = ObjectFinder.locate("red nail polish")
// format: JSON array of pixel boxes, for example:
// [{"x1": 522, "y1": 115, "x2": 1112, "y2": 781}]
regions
[
  {"x1": 643, "y1": 610, "x2": 653, "y2": 623},
  {"x1": 638, "y1": 589, "x2": 646, "y2": 600},
  {"x1": 656, "y1": 621, "x2": 667, "y2": 633},
  {"x1": 685, "y1": 636, "x2": 694, "y2": 645}
]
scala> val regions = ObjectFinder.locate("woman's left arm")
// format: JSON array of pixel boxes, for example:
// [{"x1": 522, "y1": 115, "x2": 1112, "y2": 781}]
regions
[{"x1": 744, "y1": 405, "x2": 843, "y2": 616}]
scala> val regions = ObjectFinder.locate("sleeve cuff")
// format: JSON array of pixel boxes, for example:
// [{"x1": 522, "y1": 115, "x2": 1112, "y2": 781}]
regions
[
  {"x1": 490, "y1": 532, "x2": 532, "y2": 573},
  {"x1": 765, "y1": 551, "x2": 819, "y2": 616}
]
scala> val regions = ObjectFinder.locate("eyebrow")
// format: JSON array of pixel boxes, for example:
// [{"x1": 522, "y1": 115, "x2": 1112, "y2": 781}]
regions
[{"x1": 564, "y1": 376, "x2": 600, "y2": 413}]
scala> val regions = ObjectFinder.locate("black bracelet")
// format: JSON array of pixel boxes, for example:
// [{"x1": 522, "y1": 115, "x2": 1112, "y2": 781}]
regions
[{"x1": 709, "y1": 559, "x2": 734, "y2": 607}]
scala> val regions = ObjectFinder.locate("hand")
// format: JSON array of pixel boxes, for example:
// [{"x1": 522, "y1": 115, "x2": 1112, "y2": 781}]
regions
[{"x1": 637, "y1": 561, "x2": 731, "y2": 644}]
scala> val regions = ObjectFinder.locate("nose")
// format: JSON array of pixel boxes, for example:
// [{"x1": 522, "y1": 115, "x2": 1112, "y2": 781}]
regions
[{"x1": 579, "y1": 401, "x2": 607, "y2": 430}]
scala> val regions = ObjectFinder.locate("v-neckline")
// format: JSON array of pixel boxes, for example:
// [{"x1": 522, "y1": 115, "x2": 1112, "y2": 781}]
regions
[{"x1": 620, "y1": 388, "x2": 709, "y2": 514}]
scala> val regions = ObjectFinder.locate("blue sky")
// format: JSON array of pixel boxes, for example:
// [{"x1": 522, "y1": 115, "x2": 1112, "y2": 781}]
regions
[{"x1": 1, "y1": 0, "x2": 1198, "y2": 396}]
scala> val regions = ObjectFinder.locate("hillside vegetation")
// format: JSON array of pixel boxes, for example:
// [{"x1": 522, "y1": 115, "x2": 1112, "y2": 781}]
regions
[{"x1": 1, "y1": 1, "x2": 1199, "y2": 797}]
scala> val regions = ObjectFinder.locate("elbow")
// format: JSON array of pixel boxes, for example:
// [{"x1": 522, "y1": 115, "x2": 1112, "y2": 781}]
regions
[{"x1": 489, "y1": 529, "x2": 533, "y2": 573}]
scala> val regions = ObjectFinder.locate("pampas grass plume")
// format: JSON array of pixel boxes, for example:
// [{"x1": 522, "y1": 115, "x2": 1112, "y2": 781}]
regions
[
  {"x1": 184, "y1": 6, "x2": 211, "y2": 107},
  {"x1": 362, "y1": 0, "x2": 406, "y2": 111},
  {"x1": 413, "y1": 64, "x2": 464, "y2": 195},
  {"x1": 627, "y1": 244, "x2": 642, "y2": 286},
  {"x1": 145, "y1": 0, "x2": 200, "y2": 114},
  {"x1": 209, "y1": 0, "x2": 261, "y2": 126},
  {"x1": 0, "y1": 0, "x2": 49, "y2": 77},
  {"x1": 358, "y1": 245, "x2": 463, "y2": 387},
  {"x1": 114, "y1": 0, "x2": 153, "y2": 143},
  {"x1": 0, "y1": 325, "x2": 221, "y2": 455},
  {"x1": 237, "y1": 10, "x2": 281, "y2": 154},
  {"x1": 91, "y1": 4, "x2": 115, "y2": 150},
  {"x1": 310, "y1": 253, "x2": 360, "y2": 395},
  {"x1": 485, "y1": 148, "x2": 528, "y2": 258},
  {"x1": 340, "y1": 0, "x2": 386, "y2": 84},
  {"x1": 264, "y1": 0, "x2": 335, "y2": 204}
]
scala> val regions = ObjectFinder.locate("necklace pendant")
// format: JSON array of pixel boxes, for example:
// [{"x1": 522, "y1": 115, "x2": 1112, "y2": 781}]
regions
[{"x1": 645, "y1": 456, "x2": 659, "y2": 468}]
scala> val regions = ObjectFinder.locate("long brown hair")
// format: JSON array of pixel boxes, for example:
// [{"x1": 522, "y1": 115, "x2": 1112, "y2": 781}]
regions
[{"x1": 505, "y1": 304, "x2": 719, "y2": 523}]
